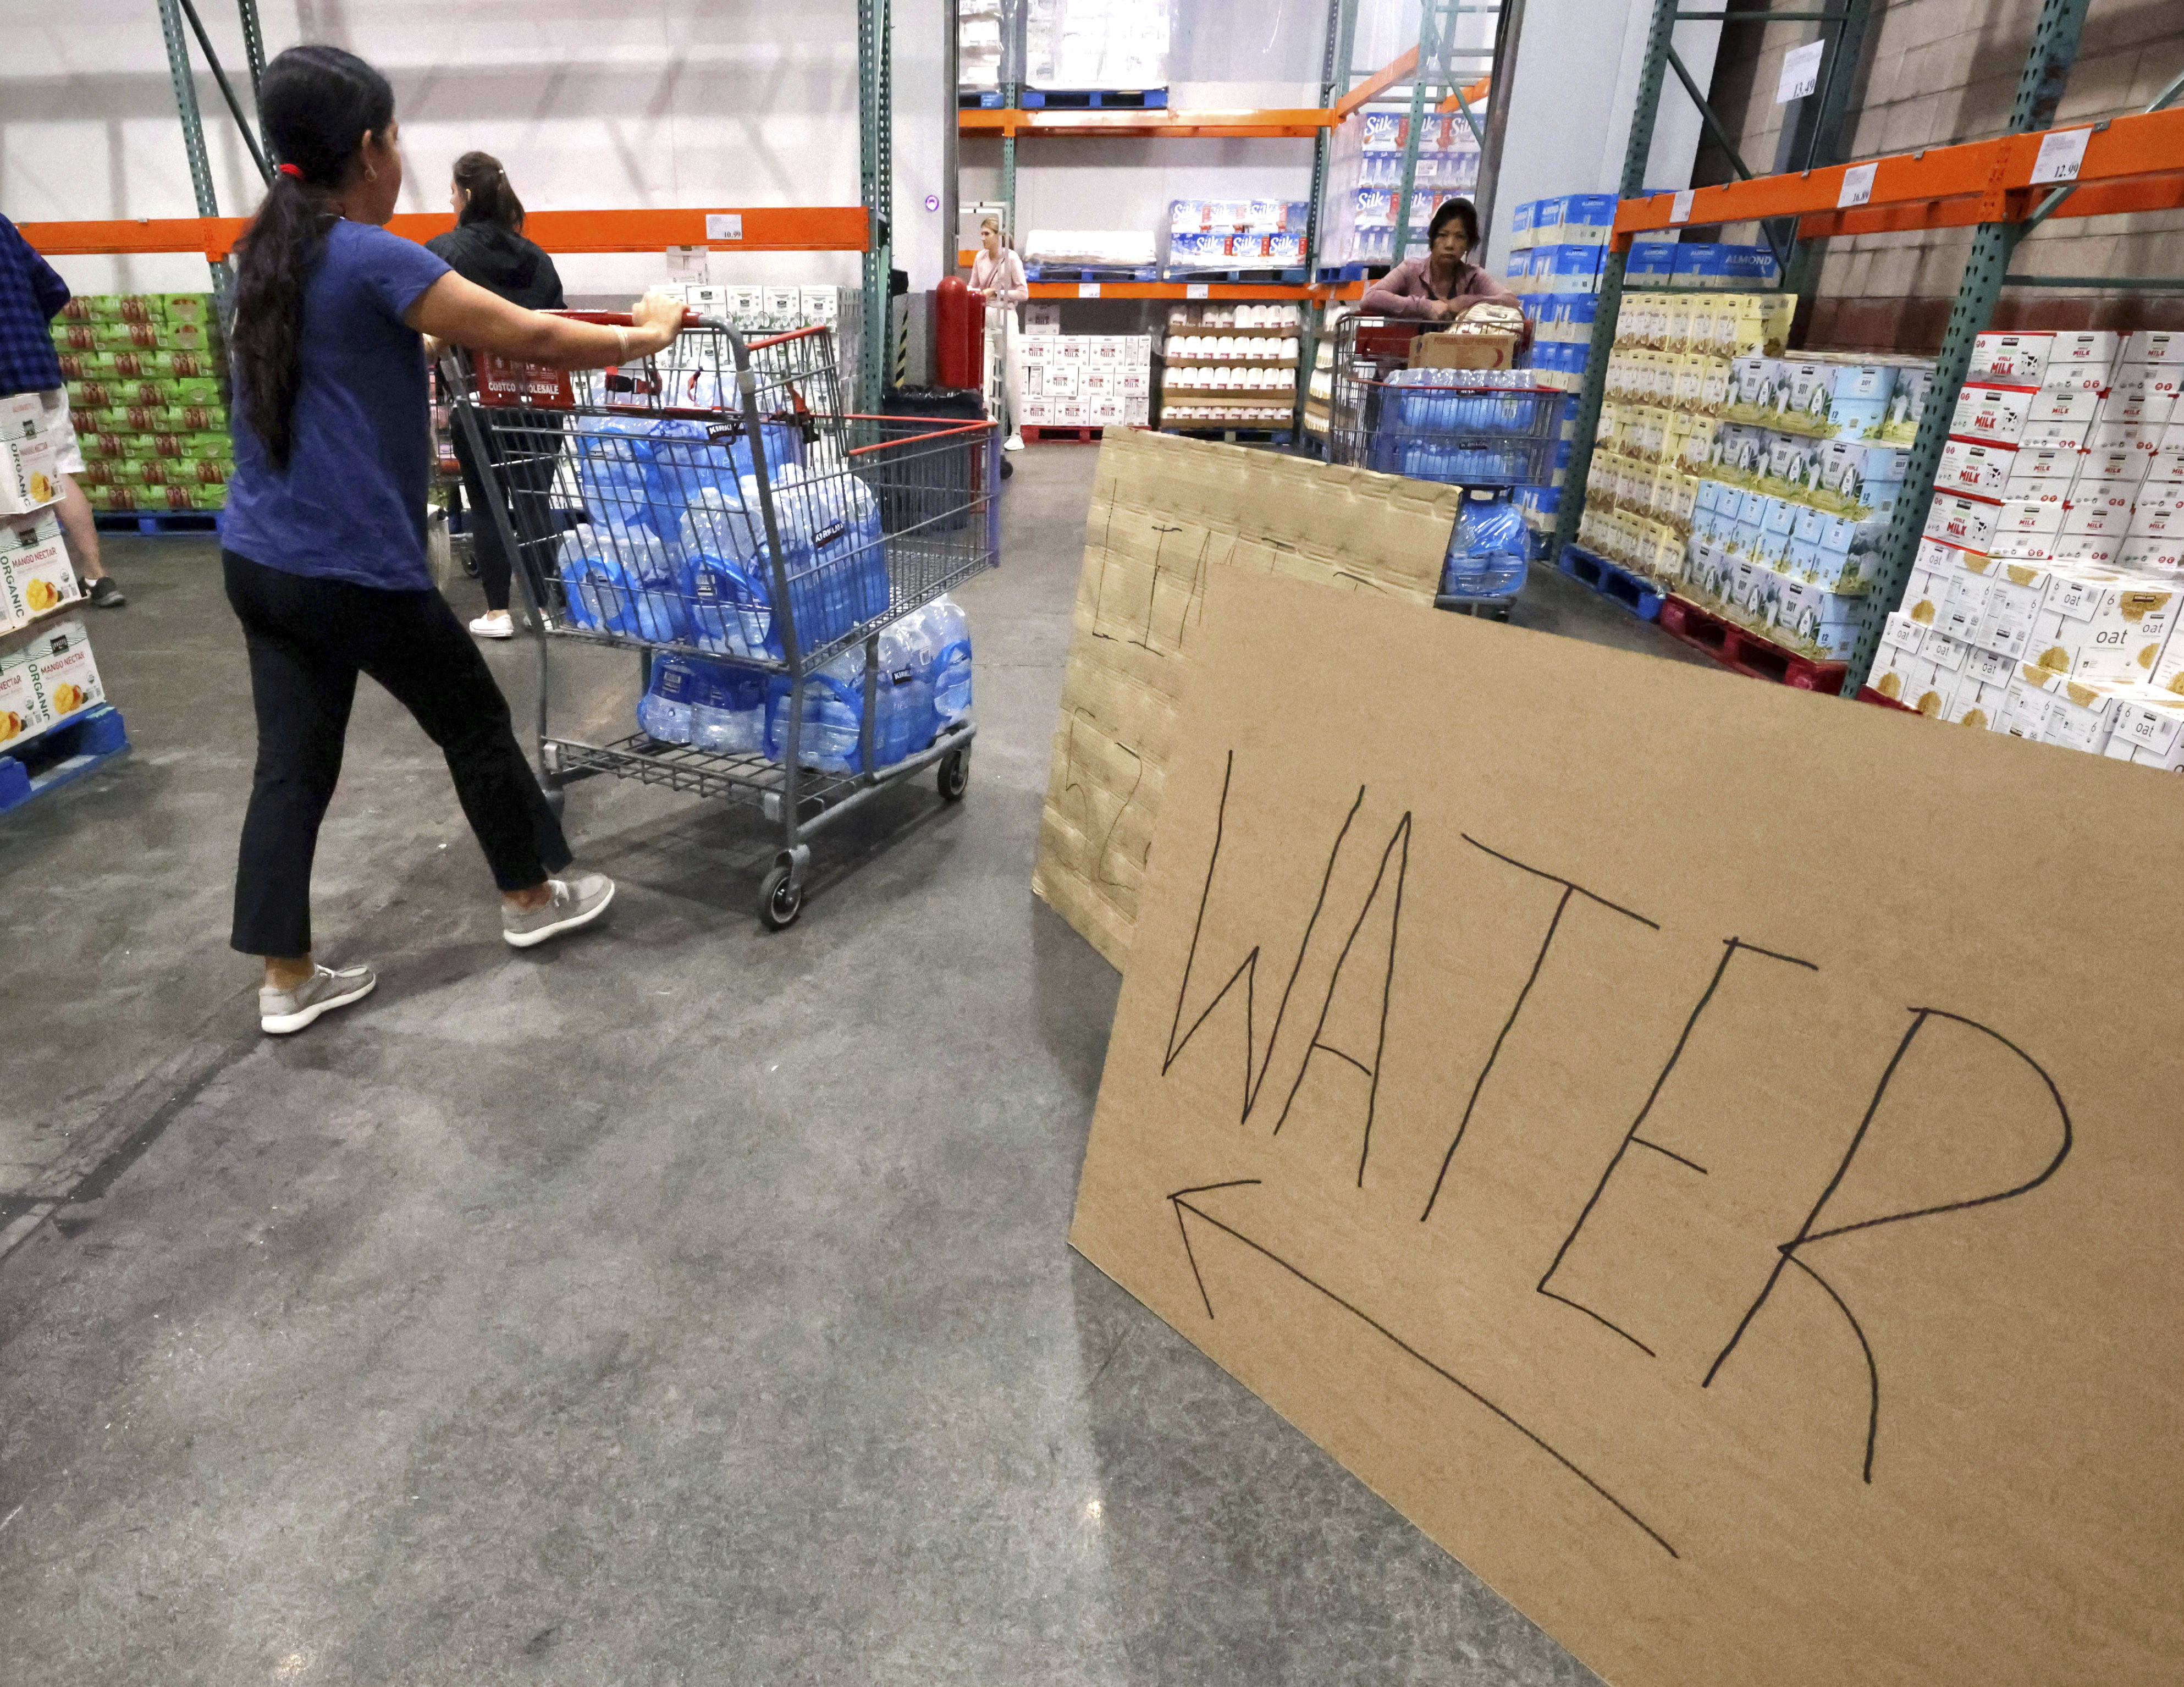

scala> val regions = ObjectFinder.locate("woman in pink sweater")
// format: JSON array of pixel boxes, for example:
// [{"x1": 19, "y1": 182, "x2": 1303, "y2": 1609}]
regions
[
  {"x1": 969, "y1": 216, "x2": 1029, "y2": 450},
  {"x1": 1360, "y1": 198, "x2": 1519, "y2": 323}
]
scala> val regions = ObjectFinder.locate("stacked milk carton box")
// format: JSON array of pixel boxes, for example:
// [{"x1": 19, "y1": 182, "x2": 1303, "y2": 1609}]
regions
[
  {"x1": 1164, "y1": 199, "x2": 1310, "y2": 277},
  {"x1": 1018, "y1": 335, "x2": 1152, "y2": 430},
  {"x1": 1317, "y1": 107, "x2": 1482, "y2": 271},
  {"x1": 1866, "y1": 329, "x2": 2184, "y2": 766}
]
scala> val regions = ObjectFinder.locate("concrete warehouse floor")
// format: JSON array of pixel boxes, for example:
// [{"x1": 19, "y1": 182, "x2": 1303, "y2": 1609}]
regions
[{"x1": 0, "y1": 446, "x2": 1703, "y2": 1684}]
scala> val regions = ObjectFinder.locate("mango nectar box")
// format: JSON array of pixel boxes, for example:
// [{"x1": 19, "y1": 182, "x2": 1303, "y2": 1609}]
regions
[
  {"x1": 0, "y1": 510, "x2": 76, "y2": 630},
  {"x1": 0, "y1": 431, "x2": 62, "y2": 516},
  {"x1": 26, "y1": 618, "x2": 104, "y2": 721},
  {"x1": 0, "y1": 644, "x2": 49, "y2": 746}
]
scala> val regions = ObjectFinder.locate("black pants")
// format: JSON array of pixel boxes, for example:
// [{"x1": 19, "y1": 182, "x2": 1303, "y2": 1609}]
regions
[
  {"x1": 224, "y1": 549, "x2": 572, "y2": 958},
  {"x1": 451, "y1": 409, "x2": 562, "y2": 613}
]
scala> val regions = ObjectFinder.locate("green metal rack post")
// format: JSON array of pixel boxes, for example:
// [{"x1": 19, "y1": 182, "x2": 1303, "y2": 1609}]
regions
[
  {"x1": 1552, "y1": 0, "x2": 1880, "y2": 565},
  {"x1": 1839, "y1": 0, "x2": 2092, "y2": 696},
  {"x1": 861, "y1": 0, "x2": 896, "y2": 414}
]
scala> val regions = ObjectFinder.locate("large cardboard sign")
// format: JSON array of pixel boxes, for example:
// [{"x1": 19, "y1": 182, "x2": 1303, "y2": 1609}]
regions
[
  {"x1": 1033, "y1": 428, "x2": 1454, "y2": 971},
  {"x1": 1071, "y1": 571, "x2": 2183, "y2": 1687}
]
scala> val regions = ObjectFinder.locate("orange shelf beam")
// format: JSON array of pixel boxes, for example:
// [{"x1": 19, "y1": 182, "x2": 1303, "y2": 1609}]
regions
[
  {"x1": 21, "y1": 206, "x2": 870, "y2": 262},
  {"x1": 1437, "y1": 75, "x2": 1492, "y2": 115},
  {"x1": 1029, "y1": 280, "x2": 1327, "y2": 300},
  {"x1": 959, "y1": 107, "x2": 1333, "y2": 140},
  {"x1": 1610, "y1": 106, "x2": 2184, "y2": 246},
  {"x1": 1334, "y1": 47, "x2": 1418, "y2": 120}
]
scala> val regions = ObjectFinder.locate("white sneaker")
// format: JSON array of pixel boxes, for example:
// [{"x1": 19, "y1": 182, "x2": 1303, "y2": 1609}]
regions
[
  {"x1": 260, "y1": 962, "x2": 377, "y2": 1035},
  {"x1": 502, "y1": 872, "x2": 616, "y2": 949},
  {"x1": 1004, "y1": 433, "x2": 1025, "y2": 451},
  {"x1": 470, "y1": 610, "x2": 514, "y2": 639}
]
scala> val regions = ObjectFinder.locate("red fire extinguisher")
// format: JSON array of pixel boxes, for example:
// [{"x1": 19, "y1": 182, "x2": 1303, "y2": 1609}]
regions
[{"x1": 935, "y1": 274, "x2": 983, "y2": 394}]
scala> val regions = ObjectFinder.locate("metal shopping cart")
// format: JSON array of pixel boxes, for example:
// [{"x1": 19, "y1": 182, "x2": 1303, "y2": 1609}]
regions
[
  {"x1": 445, "y1": 313, "x2": 1001, "y2": 929},
  {"x1": 1326, "y1": 315, "x2": 1559, "y2": 619}
]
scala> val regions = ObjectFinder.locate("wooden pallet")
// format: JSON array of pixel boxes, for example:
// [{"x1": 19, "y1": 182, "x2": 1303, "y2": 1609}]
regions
[{"x1": 1656, "y1": 595, "x2": 1850, "y2": 692}]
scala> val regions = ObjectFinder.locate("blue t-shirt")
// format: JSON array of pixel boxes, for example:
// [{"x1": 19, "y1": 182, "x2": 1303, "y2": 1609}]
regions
[{"x1": 224, "y1": 220, "x2": 452, "y2": 591}]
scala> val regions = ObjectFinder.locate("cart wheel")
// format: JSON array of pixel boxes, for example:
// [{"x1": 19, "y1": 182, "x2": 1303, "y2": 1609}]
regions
[
  {"x1": 937, "y1": 747, "x2": 970, "y2": 802},
  {"x1": 760, "y1": 863, "x2": 804, "y2": 930},
  {"x1": 1000, "y1": 457, "x2": 1014, "y2": 480}
]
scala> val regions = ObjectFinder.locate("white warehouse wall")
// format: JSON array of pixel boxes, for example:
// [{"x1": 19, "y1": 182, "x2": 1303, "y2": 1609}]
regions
[
  {"x1": 1492, "y1": 0, "x2": 1722, "y2": 253},
  {"x1": 5, "y1": 0, "x2": 950, "y2": 301}
]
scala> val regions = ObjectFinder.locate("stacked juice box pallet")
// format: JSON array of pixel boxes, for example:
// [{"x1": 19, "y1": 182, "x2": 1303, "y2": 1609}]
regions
[
  {"x1": 1317, "y1": 106, "x2": 1481, "y2": 272},
  {"x1": 1019, "y1": 332, "x2": 1151, "y2": 431},
  {"x1": 1582, "y1": 285, "x2": 1944, "y2": 663},
  {"x1": 1867, "y1": 328, "x2": 2184, "y2": 768},
  {"x1": 49, "y1": 293, "x2": 229, "y2": 515}
]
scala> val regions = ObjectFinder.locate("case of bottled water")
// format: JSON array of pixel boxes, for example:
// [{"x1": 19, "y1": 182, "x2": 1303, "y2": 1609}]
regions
[{"x1": 1442, "y1": 487, "x2": 1530, "y2": 599}]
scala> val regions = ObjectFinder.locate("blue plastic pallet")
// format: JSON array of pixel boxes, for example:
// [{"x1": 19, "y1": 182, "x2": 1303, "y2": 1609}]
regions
[
  {"x1": 1314, "y1": 262, "x2": 1385, "y2": 284},
  {"x1": 957, "y1": 90, "x2": 1006, "y2": 108},
  {"x1": 93, "y1": 508, "x2": 223, "y2": 537},
  {"x1": 1024, "y1": 264, "x2": 1159, "y2": 283},
  {"x1": 1558, "y1": 543, "x2": 1664, "y2": 622},
  {"x1": 1163, "y1": 267, "x2": 1308, "y2": 286},
  {"x1": 1021, "y1": 87, "x2": 1168, "y2": 109},
  {"x1": 0, "y1": 704, "x2": 129, "y2": 814}
]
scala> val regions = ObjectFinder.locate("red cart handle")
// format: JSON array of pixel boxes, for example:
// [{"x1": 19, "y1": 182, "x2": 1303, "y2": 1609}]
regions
[{"x1": 549, "y1": 308, "x2": 704, "y2": 328}]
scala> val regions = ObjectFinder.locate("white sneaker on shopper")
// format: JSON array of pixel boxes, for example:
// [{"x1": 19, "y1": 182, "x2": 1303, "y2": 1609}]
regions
[
  {"x1": 260, "y1": 962, "x2": 377, "y2": 1035},
  {"x1": 470, "y1": 610, "x2": 514, "y2": 639},
  {"x1": 1004, "y1": 433, "x2": 1025, "y2": 451},
  {"x1": 502, "y1": 873, "x2": 616, "y2": 949}
]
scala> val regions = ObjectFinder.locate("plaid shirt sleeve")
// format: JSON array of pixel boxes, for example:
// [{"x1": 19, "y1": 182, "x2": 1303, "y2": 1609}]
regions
[{"x1": 0, "y1": 217, "x2": 68, "y2": 398}]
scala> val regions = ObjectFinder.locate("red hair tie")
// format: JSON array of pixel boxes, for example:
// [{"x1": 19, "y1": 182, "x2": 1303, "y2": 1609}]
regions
[{"x1": 278, "y1": 163, "x2": 303, "y2": 179}]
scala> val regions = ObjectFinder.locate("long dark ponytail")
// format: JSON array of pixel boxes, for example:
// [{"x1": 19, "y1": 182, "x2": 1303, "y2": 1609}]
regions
[
  {"x1": 452, "y1": 151, "x2": 525, "y2": 233},
  {"x1": 231, "y1": 45, "x2": 396, "y2": 471}
]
